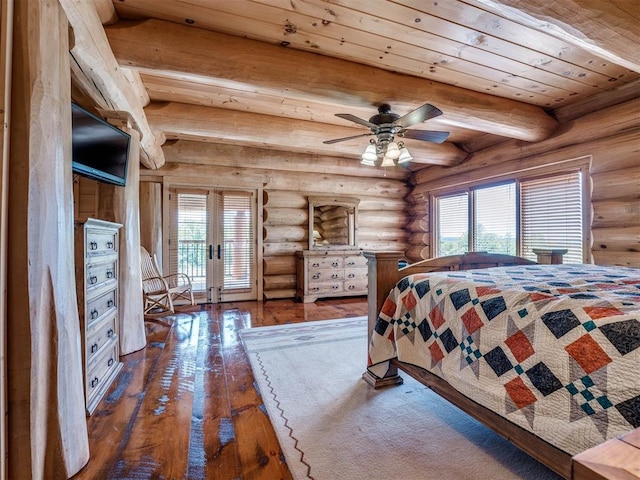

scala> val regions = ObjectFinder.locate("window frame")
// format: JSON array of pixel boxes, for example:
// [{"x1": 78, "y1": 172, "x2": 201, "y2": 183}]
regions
[{"x1": 430, "y1": 159, "x2": 591, "y2": 263}]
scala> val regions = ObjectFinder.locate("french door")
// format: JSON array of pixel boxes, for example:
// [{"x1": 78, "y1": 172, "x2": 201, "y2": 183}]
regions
[{"x1": 167, "y1": 187, "x2": 257, "y2": 303}]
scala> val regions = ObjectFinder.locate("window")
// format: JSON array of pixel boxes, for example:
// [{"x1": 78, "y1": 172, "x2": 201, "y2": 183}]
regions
[{"x1": 434, "y1": 170, "x2": 585, "y2": 263}]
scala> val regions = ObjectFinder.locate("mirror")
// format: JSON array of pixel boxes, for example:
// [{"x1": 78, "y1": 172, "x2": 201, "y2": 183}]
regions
[{"x1": 308, "y1": 196, "x2": 359, "y2": 249}]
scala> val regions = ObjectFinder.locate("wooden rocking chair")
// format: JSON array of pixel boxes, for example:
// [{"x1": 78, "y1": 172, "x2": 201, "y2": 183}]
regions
[{"x1": 140, "y1": 246, "x2": 195, "y2": 315}]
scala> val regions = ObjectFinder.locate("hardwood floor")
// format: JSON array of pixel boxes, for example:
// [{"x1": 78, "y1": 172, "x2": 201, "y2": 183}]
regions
[{"x1": 71, "y1": 297, "x2": 368, "y2": 480}]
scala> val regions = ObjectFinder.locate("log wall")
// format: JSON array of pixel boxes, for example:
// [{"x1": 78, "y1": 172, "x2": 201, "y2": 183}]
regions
[
  {"x1": 408, "y1": 98, "x2": 640, "y2": 267},
  {"x1": 141, "y1": 140, "x2": 410, "y2": 299}
]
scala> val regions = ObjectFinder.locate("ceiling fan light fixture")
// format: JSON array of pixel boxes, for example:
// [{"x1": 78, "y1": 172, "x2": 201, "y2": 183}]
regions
[
  {"x1": 380, "y1": 155, "x2": 396, "y2": 167},
  {"x1": 361, "y1": 143, "x2": 378, "y2": 162},
  {"x1": 385, "y1": 141, "x2": 400, "y2": 159},
  {"x1": 397, "y1": 145, "x2": 413, "y2": 164}
]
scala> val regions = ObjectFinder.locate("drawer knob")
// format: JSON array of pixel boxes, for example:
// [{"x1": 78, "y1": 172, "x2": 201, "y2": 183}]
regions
[
  {"x1": 331, "y1": 262, "x2": 339, "y2": 267},
  {"x1": 312, "y1": 262, "x2": 320, "y2": 267},
  {"x1": 89, "y1": 241, "x2": 98, "y2": 250},
  {"x1": 107, "y1": 328, "x2": 114, "y2": 337},
  {"x1": 89, "y1": 275, "x2": 98, "y2": 285},
  {"x1": 331, "y1": 274, "x2": 339, "y2": 279},
  {"x1": 332, "y1": 285, "x2": 339, "y2": 290},
  {"x1": 91, "y1": 309, "x2": 99, "y2": 320},
  {"x1": 347, "y1": 262, "x2": 355, "y2": 266},
  {"x1": 106, "y1": 270, "x2": 114, "y2": 279},
  {"x1": 107, "y1": 358, "x2": 114, "y2": 367},
  {"x1": 107, "y1": 241, "x2": 114, "y2": 249},
  {"x1": 312, "y1": 273, "x2": 320, "y2": 280},
  {"x1": 348, "y1": 273, "x2": 355, "y2": 278},
  {"x1": 91, "y1": 377, "x2": 99, "y2": 388},
  {"x1": 107, "y1": 299, "x2": 114, "y2": 308},
  {"x1": 348, "y1": 285, "x2": 355, "y2": 290},
  {"x1": 311, "y1": 287, "x2": 319, "y2": 292},
  {"x1": 90, "y1": 343, "x2": 98, "y2": 353}
]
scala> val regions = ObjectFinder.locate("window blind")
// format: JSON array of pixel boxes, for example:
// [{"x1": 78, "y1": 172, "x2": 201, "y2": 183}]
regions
[
  {"x1": 520, "y1": 172, "x2": 583, "y2": 264},
  {"x1": 220, "y1": 191, "x2": 255, "y2": 290},
  {"x1": 172, "y1": 191, "x2": 208, "y2": 291},
  {"x1": 436, "y1": 193, "x2": 469, "y2": 256}
]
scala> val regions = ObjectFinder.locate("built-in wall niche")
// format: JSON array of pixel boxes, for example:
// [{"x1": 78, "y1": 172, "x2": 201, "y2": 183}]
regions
[{"x1": 308, "y1": 196, "x2": 359, "y2": 249}]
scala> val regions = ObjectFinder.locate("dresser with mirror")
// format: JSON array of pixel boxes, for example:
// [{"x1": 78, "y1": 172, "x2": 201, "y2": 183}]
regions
[{"x1": 296, "y1": 196, "x2": 368, "y2": 302}]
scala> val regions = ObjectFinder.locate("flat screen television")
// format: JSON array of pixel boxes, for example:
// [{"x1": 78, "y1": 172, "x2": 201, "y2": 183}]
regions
[{"x1": 71, "y1": 103, "x2": 131, "y2": 186}]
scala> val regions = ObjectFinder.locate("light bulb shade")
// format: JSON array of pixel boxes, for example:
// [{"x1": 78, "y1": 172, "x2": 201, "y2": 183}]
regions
[
  {"x1": 385, "y1": 141, "x2": 400, "y2": 159},
  {"x1": 360, "y1": 157, "x2": 376, "y2": 166},
  {"x1": 380, "y1": 155, "x2": 396, "y2": 167},
  {"x1": 361, "y1": 144, "x2": 378, "y2": 162},
  {"x1": 397, "y1": 146, "x2": 413, "y2": 164}
]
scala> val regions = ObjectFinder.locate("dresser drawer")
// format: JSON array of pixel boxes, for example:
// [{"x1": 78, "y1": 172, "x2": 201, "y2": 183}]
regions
[
  {"x1": 309, "y1": 256, "x2": 344, "y2": 269},
  {"x1": 86, "y1": 228, "x2": 118, "y2": 256},
  {"x1": 345, "y1": 279, "x2": 368, "y2": 293},
  {"x1": 344, "y1": 255, "x2": 367, "y2": 268},
  {"x1": 86, "y1": 339, "x2": 119, "y2": 402},
  {"x1": 86, "y1": 288, "x2": 117, "y2": 324},
  {"x1": 309, "y1": 269, "x2": 344, "y2": 282},
  {"x1": 85, "y1": 313, "x2": 117, "y2": 363},
  {"x1": 86, "y1": 258, "x2": 118, "y2": 292},
  {"x1": 309, "y1": 281, "x2": 343, "y2": 295},
  {"x1": 345, "y1": 268, "x2": 368, "y2": 281}
]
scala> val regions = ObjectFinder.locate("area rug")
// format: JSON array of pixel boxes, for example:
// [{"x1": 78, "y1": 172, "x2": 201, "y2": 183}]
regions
[{"x1": 240, "y1": 317, "x2": 562, "y2": 480}]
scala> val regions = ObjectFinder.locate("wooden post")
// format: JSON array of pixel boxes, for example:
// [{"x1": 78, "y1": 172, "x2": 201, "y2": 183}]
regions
[
  {"x1": 8, "y1": 0, "x2": 89, "y2": 477},
  {"x1": 361, "y1": 251, "x2": 404, "y2": 388}
]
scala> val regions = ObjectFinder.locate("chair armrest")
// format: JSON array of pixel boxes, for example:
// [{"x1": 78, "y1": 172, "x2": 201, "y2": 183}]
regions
[{"x1": 163, "y1": 273, "x2": 192, "y2": 288}]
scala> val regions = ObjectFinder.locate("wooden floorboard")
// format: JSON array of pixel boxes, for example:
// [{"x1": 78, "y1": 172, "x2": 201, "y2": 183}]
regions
[{"x1": 71, "y1": 297, "x2": 368, "y2": 479}]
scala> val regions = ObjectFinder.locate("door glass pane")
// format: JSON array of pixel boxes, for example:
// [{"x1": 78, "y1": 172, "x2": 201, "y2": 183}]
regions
[
  {"x1": 436, "y1": 193, "x2": 469, "y2": 256},
  {"x1": 474, "y1": 183, "x2": 516, "y2": 255},
  {"x1": 175, "y1": 193, "x2": 207, "y2": 291},
  {"x1": 221, "y1": 192, "x2": 255, "y2": 290}
]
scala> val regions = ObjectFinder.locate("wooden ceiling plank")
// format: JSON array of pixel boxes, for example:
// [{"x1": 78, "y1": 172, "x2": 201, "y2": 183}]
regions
[
  {"x1": 144, "y1": 102, "x2": 469, "y2": 166},
  {"x1": 469, "y1": 0, "x2": 640, "y2": 74},
  {"x1": 394, "y1": 0, "x2": 634, "y2": 79},
  {"x1": 262, "y1": 0, "x2": 614, "y2": 91},
  {"x1": 61, "y1": 0, "x2": 166, "y2": 168},
  {"x1": 105, "y1": 19, "x2": 559, "y2": 142}
]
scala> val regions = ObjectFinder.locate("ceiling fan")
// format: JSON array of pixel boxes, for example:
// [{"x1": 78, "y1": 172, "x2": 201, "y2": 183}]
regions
[{"x1": 323, "y1": 103, "x2": 450, "y2": 167}]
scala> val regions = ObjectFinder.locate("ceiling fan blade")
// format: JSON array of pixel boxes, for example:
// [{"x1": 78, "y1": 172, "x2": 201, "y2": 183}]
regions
[
  {"x1": 395, "y1": 103, "x2": 443, "y2": 128},
  {"x1": 323, "y1": 132, "x2": 374, "y2": 144},
  {"x1": 335, "y1": 113, "x2": 378, "y2": 130},
  {"x1": 401, "y1": 129, "x2": 450, "y2": 143}
]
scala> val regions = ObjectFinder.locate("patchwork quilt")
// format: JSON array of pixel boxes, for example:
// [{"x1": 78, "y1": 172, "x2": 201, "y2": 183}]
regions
[{"x1": 368, "y1": 264, "x2": 640, "y2": 455}]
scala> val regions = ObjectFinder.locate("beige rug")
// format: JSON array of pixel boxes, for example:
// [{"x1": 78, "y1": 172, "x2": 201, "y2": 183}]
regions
[{"x1": 240, "y1": 317, "x2": 563, "y2": 480}]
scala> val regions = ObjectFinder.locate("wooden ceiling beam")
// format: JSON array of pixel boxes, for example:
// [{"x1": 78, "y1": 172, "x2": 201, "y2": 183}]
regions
[
  {"x1": 144, "y1": 102, "x2": 469, "y2": 167},
  {"x1": 472, "y1": 0, "x2": 640, "y2": 74},
  {"x1": 105, "y1": 19, "x2": 559, "y2": 143},
  {"x1": 61, "y1": 0, "x2": 166, "y2": 169}
]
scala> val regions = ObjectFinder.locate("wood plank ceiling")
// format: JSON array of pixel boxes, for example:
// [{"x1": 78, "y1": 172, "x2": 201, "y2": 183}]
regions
[{"x1": 71, "y1": 0, "x2": 640, "y2": 171}]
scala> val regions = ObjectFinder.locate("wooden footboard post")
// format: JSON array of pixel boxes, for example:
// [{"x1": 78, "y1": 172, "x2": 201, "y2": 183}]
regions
[{"x1": 362, "y1": 251, "x2": 404, "y2": 388}]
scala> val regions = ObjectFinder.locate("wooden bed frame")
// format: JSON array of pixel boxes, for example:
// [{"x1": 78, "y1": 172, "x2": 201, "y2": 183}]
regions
[{"x1": 362, "y1": 251, "x2": 640, "y2": 480}]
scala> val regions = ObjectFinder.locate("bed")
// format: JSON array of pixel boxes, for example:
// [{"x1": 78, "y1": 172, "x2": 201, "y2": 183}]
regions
[{"x1": 363, "y1": 251, "x2": 640, "y2": 480}]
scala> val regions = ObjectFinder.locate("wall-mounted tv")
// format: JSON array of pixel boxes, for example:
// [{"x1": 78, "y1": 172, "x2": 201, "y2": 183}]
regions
[{"x1": 71, "y1": 103, "x2": 131, "y2": 187}]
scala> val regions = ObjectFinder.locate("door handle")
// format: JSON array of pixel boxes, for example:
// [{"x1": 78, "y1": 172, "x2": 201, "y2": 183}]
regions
[
  {"x1": 209, "y1": 244, "x2": 213, "y2": 260},
  {"x1": 217, "y1": 244, "x2": 221, "y2": 259}
]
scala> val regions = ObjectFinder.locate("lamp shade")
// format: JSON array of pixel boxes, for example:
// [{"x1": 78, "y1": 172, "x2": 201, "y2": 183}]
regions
[
  {"x1": 385, "y1": 141, "x2": 400, "y2": 159},
  {"x1": 397, "y1": 146, "x2": 413, "y2": 164},
  {"x1": 360, "y1": 157, "x2": 376, "y2": 166},
  {"x1": 380, "y1": 155, "x2": 396, "y2": 167},
  {"x1": 361, "y1": 144, "x2": 378, "y2": 162}
]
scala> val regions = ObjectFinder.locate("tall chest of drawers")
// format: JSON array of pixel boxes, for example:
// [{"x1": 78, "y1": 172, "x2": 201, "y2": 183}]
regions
[
  {"x1": 75, "y1": 218, "x2": 123, "y2": 414},
  {"x1": 296, "y1": 250, "x2": 368, "y2": 303}
]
